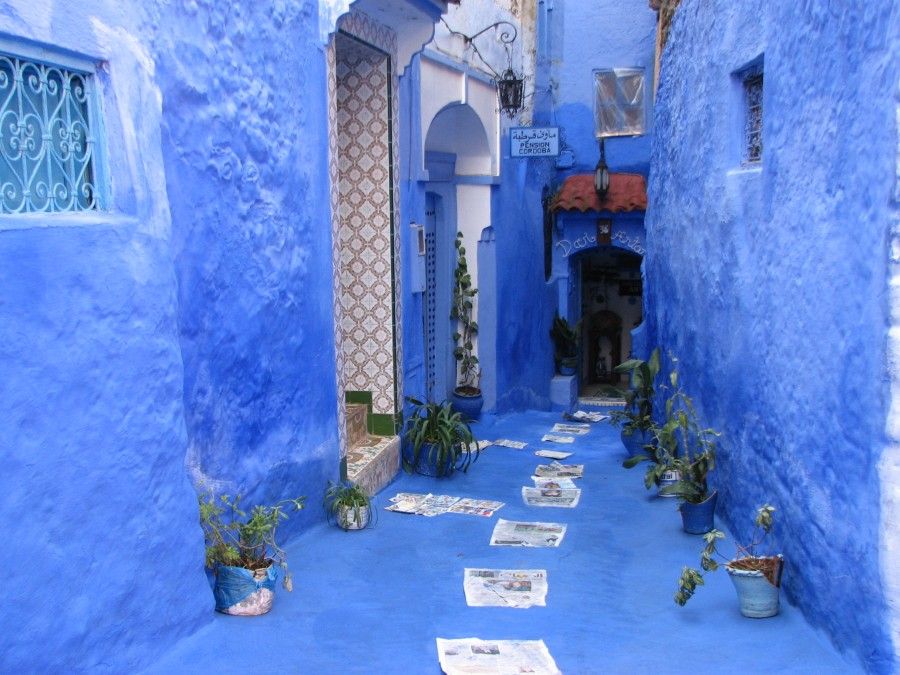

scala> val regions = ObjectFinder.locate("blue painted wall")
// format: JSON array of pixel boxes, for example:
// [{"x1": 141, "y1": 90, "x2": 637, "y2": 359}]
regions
[
  {"x1": 645, "y1": 0, "x2": 898, "y2": 670},
  {"x1": 0, "y1": 0, "x2": 336, "y2": 670},
  {"x1": 156, "y1": 0, "x2": 338, "y2": 519},
  {"x1": 487, "y1": 0, "x2": 657, "y2": 411}
]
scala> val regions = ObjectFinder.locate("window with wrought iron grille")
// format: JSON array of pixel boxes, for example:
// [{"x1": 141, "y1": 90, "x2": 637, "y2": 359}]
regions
[
  {"x1": 0, "y1": 51, "x2": 99, "y2": 213},
  {"x1": 742, "y1": 70, "x2": 763, "y2": 164}
]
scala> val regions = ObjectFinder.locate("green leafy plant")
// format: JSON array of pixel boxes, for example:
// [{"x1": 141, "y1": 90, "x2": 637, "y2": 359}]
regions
[
  {"x1": 622, "y1": 360, "x2": 718, "y2": 496},
  {"x1": 549, "y1": 313, "x2": 580, "y2": 373},
  {"x1": 403, "y1": 397, "x2": 478, "y2": 477},
  {"x1": 323, "y1": 480, "x2": 372, "y2": 530},
  {"x1": 451, "y1": 232, "x2": 480, "y2": 395},
  {"x1": 609, "y1": 347, "x2": 661, "y2": 436},
  {"x1": 199, "y1": 492, "x2": 305, "y2": 591},
  {"x1": 675, "y1": 504, "x2": 780, "y2": 606}
]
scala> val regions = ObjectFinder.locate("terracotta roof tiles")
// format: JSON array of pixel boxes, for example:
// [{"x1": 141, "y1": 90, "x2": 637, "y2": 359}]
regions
[{"x1": 550, "y1": 173, "x2": 648, "y2": 213}]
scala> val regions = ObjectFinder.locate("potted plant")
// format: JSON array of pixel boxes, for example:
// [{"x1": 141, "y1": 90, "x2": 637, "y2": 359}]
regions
[
  {"x1": 550, "y1": 313, "x2": 580, "y2": 376},
  {"x1": 324, "y1": 480, "x2": 372, "y2": 531},
  {"x1": 653, "y1": 382, "x2": 720, "y2": 531},
  {"x1": 403, "y1": 397, "x2": 478, "y2": 477},
  {"x1": 675, "y1": 504, "x2": 784, "y2": 618},
  {"x1": 609, "y1": 347, "x2": 660, "y2": 457},
  {"x1": 199, "y1": 492, "x2": 305, "y2": 616},
  {"x1": 450, "y1": 232, "x2": 483, "y2": 420}
]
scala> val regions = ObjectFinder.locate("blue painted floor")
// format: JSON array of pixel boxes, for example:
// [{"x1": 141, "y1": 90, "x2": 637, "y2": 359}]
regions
[{"x1": 150, "y1": 411, "x2": 859, "y2": 674}]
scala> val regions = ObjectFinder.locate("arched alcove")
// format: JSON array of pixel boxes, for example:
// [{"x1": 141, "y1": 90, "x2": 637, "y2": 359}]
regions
[{"x1": 422, "y1": 101, "x2": 493, "y2": 405}]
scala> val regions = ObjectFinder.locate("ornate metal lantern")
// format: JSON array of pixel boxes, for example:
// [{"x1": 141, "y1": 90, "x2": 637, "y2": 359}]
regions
[
  {"x1": 497, "y1": 68, "x2": 524, "y2": 118},
  {"x1": 441, "y1": 19, "x2": 524, "y2": 118},
  {"x1": 594, "y1": 139, "x2": 610, "y2": 201}
]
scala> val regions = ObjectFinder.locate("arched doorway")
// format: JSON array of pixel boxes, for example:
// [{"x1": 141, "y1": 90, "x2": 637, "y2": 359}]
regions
[
  {"x1": 575, "y1": 247, "x2": 643, "y2": 397},
  {"x1": 422, "y1": 102, "x2": 492, "y2": 403}
]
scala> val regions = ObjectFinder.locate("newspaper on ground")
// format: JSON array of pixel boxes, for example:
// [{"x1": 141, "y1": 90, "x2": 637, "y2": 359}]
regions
[
  {"x1": 436, "y1": 638, "x2": 561, "y2": 675},
  {"x1": 463, "y1": 569, "x2": 548, "y2": 608},
  {"x1": 534, "y1": 449, "x2": 573, "y2": 460},
  {"x1": 566, "y1": 410, "x2": 609, "y2": 422},
  {"x1": 387, "y1": 493, "x2": 503, "y2": 517},
  {"x1": 493, "y1": 439, "x2": 528, "y2": 449},
  {"x1": 551, "y1": 422, "x2": 590, "y2": 435},
  {"x1": 386, "y1": 493, "x2": 460, "y2": 516},
  {"x1": 541, "y1": 434, "x2": 575, "y2": 444},
  {"x1": 533, "y1": 476, "x2": 577, "y2": 489},
  {"x1": 490, "y1": 519, "x2": 568, "y2": 547},
  {"x1": 522, "y1": 486, "x2": 582, "y2": 508},
  {"x1": 533, "y1": 461, "x2": 585, "y2": 479},
  {"x1": 448, "y1": 498, "x2": 505, "y2": 518}
]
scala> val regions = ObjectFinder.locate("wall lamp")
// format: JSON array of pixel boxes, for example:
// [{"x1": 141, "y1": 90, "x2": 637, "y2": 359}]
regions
[
  {"x1": 594, "y1": 138, "x2": 610, "y2": 201},
  {"x1": 440, "y1": 18, "x2": 525, "y2": 117}
]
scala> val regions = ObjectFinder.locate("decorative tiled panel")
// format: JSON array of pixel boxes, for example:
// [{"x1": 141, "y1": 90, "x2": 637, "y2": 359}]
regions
[
  {"x1": 326, "y1": 41, "x2": 349, "y2": 458},
  {"x1": 331, "y1": 13, "x2": 402, "y2": 418}
]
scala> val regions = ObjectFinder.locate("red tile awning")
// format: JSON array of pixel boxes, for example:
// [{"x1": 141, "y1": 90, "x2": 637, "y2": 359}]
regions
[{"x1": 550, "y1": 173, "x2": 647, "y2": 213}]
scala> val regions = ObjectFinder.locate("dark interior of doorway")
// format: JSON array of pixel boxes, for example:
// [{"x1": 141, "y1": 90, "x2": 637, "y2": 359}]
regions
[{"x1": 578, "y1": 247, "x2": 643, "y2": 397}]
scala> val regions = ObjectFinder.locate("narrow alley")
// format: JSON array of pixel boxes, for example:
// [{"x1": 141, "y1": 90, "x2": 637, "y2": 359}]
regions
[{"x1": 151, "y1": 410, "x2": 855, "y2": 674}]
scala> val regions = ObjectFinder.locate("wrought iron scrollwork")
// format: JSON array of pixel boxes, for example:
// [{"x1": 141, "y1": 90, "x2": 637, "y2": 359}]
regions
[{"x1": 0, "y1": 54, "x2": 97, "y2": 214}]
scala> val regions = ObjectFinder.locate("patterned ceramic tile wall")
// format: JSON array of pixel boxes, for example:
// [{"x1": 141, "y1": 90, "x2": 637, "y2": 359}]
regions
[
  {"x1": 326, "y1": 41, "x2": 349, "y2": 459},
  {"x1": 329, "y1": 12, "x2": 403, "y2": 425}
]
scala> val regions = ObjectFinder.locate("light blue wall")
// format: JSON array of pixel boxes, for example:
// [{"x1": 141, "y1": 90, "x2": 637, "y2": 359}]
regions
[
  {"x1": 645, "y1": 0, "x2": 898, "y2": 670},
  {"x1": 0, "y1": 0, "x2": 336, "y2": 670}
]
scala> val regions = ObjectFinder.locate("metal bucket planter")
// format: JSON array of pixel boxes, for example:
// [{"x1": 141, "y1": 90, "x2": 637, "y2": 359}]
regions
[
  {"x1": 338, "y1": 504, "x2": 371, "y2": 530},
  {"x1": 726, "y1": 555, "x2": 784, "y2": 618},
  {"x1": 656, "y1": 469, "x2": 682, "y2": 497},
  {"x1": 214, "y1": 563, "x2": 277, "y2": 616},
  {"x1": 621, "y1": 428, "x2": 651, "y2": 458},
  {"x1": 679, "y1": 490, "x2": 717, "y2": 534}
]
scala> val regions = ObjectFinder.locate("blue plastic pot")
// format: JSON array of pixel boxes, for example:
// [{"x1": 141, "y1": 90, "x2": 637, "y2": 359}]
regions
[
  {"x1": 726, "y1": 555, "x2": 784, "y2": 618},
  {"x1": 679, "y1": 490, "x2": 718, "y2": 534},
  {"x1": 621, "y1": 428, "x2": 651, "y2": 458},
  {"x1": 451, "y1": 390, "x2": 483, "y2": 421}
]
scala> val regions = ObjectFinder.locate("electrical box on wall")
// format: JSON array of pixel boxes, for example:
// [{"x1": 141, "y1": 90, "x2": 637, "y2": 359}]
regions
[{"x1": 410, "y1": 222, "x2": 426, "y2": 293}]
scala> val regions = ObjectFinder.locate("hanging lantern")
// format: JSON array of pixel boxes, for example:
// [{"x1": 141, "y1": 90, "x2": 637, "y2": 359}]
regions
[
  {"x1": 594, "y1": 139, "x2": 610, "y2": 201},
  {"x1": 497, "y1": 68, "x2": 524, "y2": 118}
]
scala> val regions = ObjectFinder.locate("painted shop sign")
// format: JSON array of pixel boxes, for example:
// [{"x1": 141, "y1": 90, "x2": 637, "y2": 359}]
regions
[
  {"x1": 510, "y1": 127, "x2": 560, "y2": 157},
  {"x1": 556, "y1": 231, "x2": 645, "y2": 256}
]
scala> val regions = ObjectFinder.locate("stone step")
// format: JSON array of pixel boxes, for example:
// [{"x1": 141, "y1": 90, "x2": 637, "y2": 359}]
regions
[{"x1": 346, "y1": 435, "x2": 400, "y2": 495}]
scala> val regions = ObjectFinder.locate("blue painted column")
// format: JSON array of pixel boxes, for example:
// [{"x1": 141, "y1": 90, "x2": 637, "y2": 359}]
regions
[{"x1": 478, "y1": 225, "x2": 497, "y2": 412}]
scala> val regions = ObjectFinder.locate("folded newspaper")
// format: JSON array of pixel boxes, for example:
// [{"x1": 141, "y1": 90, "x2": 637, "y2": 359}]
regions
[
  {"x1": 566, "y1": 410, "x2": 608, "y2": 422},
  {"x1": 533, "y1": 461, "x2": 584, "y2": 479},
  {"x1": 436, "y1": 638, "x2": 561, "y2": 675},
  {"x1": 493, "y1": 439, "x2": 528, "y2": 449},
  {"x1": 490, "y1": 519, "x2": 567, "y2": 547},
  {"x1": 449, "y1": 498, "x2": 505, "y2": 518},
  {"x1": 387, "y1": 493, "x2": 503, "y2": 517},
  {"x1": 551, "y1": 422, "x2": 590, "y2": 435},
  {"x1": 533, "y1": 476, "x2": 577, "y2": 489},
  {"x1": 534, "y1": 449, "x2": 573, "y2": 460},
  {"x1": 522, "y1": 486, "x2": 582, "y2": 508},
  {"x1": 541, "y1": 434, "x2": 575, "y2": 444},
  {"x1": 463, "y1": 568, "x2": 548, "y2": 609},
  {"x1": 386, "y1": 493, "x2": 460, "y2": 516}
]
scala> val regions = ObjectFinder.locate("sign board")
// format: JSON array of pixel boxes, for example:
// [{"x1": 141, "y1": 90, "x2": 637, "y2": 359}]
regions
[{"x1": 510, "y1": 127, "x2": 560, "y2": 157}]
